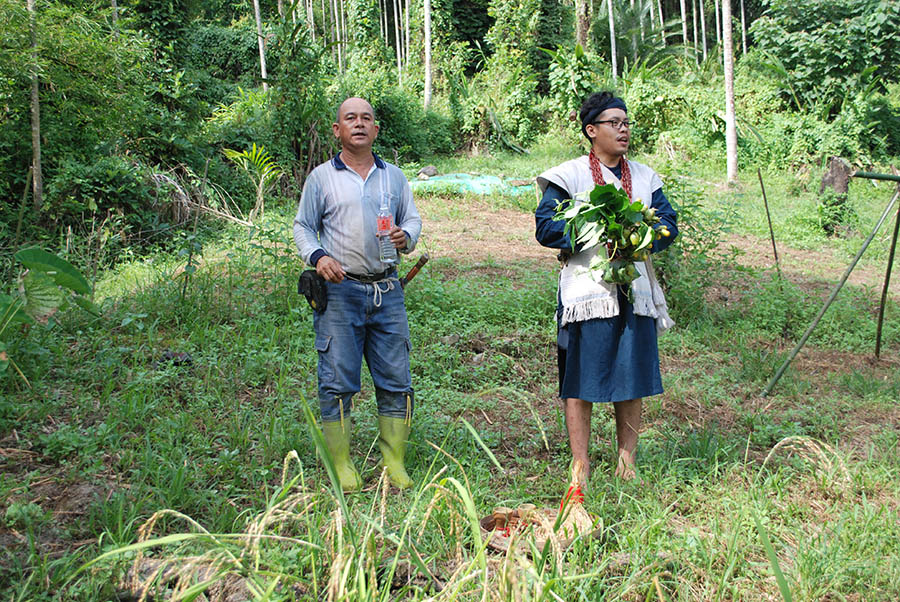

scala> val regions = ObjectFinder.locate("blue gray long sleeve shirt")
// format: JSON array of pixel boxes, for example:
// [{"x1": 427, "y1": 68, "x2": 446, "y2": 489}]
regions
[{"x1": 293, "y1": 153, "x2": 422, "y2": 274}]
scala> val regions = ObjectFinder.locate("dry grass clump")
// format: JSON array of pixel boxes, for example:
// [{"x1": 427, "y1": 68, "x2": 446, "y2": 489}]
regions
[
  {"x1": 85, "y1": 438, "x2": 611, "y2": 602},
  {"x1": 116, "y1": 451, "x2": 317, "y2": 601},
  {"x1": 762, "y1": 435, "x2": 852, "y2": 494}
]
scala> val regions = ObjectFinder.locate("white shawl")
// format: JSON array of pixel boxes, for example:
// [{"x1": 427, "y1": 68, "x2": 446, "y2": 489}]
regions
[{"x1": 537, "y1": 156, "x2": 675, "y2": 334}]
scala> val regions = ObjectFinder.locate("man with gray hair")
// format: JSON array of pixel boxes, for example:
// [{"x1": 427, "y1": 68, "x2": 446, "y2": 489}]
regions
[{"x1": 294, "y1": 97, "x2": 422, "y2": 491}]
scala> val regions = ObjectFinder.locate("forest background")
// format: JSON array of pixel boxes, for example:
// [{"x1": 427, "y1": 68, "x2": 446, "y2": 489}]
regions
[
  {"x1": 3, "y1": 0, "x2": 900, "y2": 255},
  {"x1": 2, "y1": 0, "x2": 900, "y2": 599}
]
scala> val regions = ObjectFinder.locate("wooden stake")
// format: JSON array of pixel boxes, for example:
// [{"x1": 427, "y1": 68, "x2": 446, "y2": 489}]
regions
[
  {"x1": 876, "y1": 172, "x2": 900, "y2": 358},
  {"x1": 757, "y1": 168, "x2": 781, "y2": 278}
]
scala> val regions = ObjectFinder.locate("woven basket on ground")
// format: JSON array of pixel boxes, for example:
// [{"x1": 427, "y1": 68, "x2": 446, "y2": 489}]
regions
[{"x1": 479, "y1": 502, "x2": 599, "y2": 556}]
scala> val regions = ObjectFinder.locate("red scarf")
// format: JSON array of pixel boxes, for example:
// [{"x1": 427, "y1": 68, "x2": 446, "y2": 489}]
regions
[{"x1": 589, "y1": 149, "x2": 633, "y2": 200}]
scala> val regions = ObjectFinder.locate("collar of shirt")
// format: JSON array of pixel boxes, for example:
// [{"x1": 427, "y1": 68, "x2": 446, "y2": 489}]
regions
[{"x1": 331, "y1": 152, "x2": 386, "y2": 171}]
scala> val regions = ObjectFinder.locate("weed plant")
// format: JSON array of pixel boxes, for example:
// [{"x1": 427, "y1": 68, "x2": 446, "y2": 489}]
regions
[{"x1": 2, "y1": 182, "x2": 900, "y2": 600}]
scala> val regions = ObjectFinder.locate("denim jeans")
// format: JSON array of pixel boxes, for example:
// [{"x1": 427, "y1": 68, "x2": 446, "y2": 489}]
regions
[{"x1": 313, "y1": 275, "x2": 414, "y2": 422}]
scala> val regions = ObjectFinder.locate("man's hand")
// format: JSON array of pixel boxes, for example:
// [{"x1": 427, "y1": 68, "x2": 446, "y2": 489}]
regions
[
  {"x1": 388, "y1": 225, "x2": 408, "y2": 250},
  {"x1": 316, "y1": 255, "x2": 345, "y2": 283}
]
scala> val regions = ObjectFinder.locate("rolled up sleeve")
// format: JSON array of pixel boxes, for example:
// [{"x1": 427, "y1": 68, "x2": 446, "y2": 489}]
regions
[
  {"x1": 650, "y1": 186, "x2": 678, "y2": 254},
  {"x1": 293, "y1": 174, "x2": 326, "y2": 265},
  {"x1": 535, "y1": 182, "x2": 575, "y2": 250}
]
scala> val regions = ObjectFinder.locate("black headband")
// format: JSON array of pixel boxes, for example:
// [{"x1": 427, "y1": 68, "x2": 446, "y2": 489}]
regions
[{"x1": 581, "y1": 97, "x2": 628, "y2": 137}]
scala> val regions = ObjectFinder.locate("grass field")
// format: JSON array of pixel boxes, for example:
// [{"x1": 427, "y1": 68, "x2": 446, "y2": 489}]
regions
[{"x1": 2, "y1": 145, "x2": 899, "y2": 600}]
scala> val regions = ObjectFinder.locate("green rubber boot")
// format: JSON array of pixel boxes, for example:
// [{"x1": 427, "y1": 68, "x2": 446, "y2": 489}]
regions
[
  {"x1": 377, "y1": 416, "x2": 413, "y2": 489},
  {"x1": 320, "y1": 421, "x2": 362, "y2": 493}
]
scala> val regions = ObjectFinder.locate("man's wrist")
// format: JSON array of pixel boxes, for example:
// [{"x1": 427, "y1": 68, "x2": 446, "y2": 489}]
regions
[
  {"x1": 310, "y1": 249, "x2": 328, "y2": 267},
  {"x1": 399, "y1": 230, "x2": 411, "y2": 253}
]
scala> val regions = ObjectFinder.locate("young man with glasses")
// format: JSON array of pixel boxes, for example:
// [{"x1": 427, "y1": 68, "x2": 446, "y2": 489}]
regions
[{"x1": 534, "y1": 91, "x2": 678, "y2": 487}]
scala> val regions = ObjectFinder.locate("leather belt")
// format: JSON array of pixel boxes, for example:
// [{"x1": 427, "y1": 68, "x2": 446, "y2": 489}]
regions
[{"x1": 345, "y1": 269, "x2": 395, "y2": 283}]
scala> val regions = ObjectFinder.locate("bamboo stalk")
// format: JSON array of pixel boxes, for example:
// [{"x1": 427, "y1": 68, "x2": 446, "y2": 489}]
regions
[
  {"x1": 757, "y1": 168, "x2": 781, "y2": 278},
  {"x1": 657, "y1": 0, "x2": 665, "y2": 44},
  {"x1": 699, "y1": 0, "x2": 707, "y2": 61},
  {"x1": 875, "y1": 191, "x2": 900, "y2": 358},
  {"x1": 854, "y1": 171, "x2": 900, "y2": 183},
  {"x1": 692, "y1": 0, "x2": 698, "y2": 63},
  {"x1": 394, "y1": 0, "x2": 402, "y2": 83},
  {"x1": 339, "y1": 0, "x2": 346, "y2": 68},
  {"x1": 404, "y1": 0, "x2": 410, "y2": 68}
]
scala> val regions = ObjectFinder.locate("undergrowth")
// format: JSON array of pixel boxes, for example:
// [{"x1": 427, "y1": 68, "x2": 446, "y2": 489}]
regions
[{"x1": 1, "y1": 186, "x2": 899, "y2": 600}]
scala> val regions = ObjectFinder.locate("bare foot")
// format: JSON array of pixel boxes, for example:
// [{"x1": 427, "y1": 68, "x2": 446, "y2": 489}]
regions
[
  {"x1": 570, "y1": 458, "x2": 590, "y2": 489},
  {"x1": 615, "y1": 450, "x2": 637, "y2": 481}
]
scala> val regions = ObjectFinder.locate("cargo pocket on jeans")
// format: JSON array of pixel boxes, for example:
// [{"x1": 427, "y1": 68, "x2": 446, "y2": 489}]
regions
[{"x1": 315, "y1": 334, "x2": 334, "y2": 383}]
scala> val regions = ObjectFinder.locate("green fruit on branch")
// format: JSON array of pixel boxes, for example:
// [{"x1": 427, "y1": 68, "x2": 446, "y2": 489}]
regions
[{"x1": 553, "y1": 183, "x2": 667, "y2": 292}]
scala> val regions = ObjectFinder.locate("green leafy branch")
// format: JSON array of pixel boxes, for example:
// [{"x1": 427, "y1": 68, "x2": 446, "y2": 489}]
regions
[{"x1": 554, "y1": 183, "x2": 669, "y2": 291}]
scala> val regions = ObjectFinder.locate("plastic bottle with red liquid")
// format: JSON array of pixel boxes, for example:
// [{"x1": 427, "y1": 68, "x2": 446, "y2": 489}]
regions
[{"x1": 377, "y1": 199, "x2": 397, "y2": 265}]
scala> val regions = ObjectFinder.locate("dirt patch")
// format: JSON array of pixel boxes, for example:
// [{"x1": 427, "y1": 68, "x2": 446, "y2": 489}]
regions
[
  {"x1": 419, "y1": 194, "x2": 899, "y2": 300},
  {"x1": 719, "y1": 233, "x2": 900, "y2": 300},
  {"x1": 432, "y1": 263, "x2": 536, "y2": 284},
  {"x1": 416, "y1": 196, "x2": 558, "y2": 267}
]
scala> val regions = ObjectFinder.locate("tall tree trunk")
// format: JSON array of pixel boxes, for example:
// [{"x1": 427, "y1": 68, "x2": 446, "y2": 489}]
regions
[
  {"x1": 722, "y1": 0, "x2": 737, "y2": 183},
  {"x1": 714, "y1": 0, "x2": 720, "y2": 46},
  {"x1": 691, "y1": 0, "x2": 698, "y2": 62},
  {"x1": 679, "y1": 0, "x2": 688, "y2": 59},
  {"x1": 252, "y1": 0, "x2": 268, "y2": 91},
  {"x1": 308, "y1": 0, "x2": 316, "y2": 41},
  {"x1": 394, "y1": 0, "x2": 402, "y2": 83},
  {"x1": 631, "y1": 0, "x2": 639, "y2": 60},
  {"x1": 424, "y1": 0, "x2": 431, "y2": 108},
  {"x1": 323, "y1": 0, "x2": 328, "y2": 40},
  {"x1": 699, "y1": 0, "x2": 707, "y2": 61},
  {"x1": 335, "y1": 0, "x2": 342, "y2": 71},
  {"x1": 740, "y1": 0, "x2": 747, "y2": 54},
  {"x1": 28, "y1": 0, "x2": 43, "y2": 211},
  {"x1": 331, "y1": 0, "x2": 341, "y2": 71},
  {"x1": 657, "y1": 0, "x2": 664, "y2": 45},
  {"x1": 339, "y1": 0, "x2": 346, "y2": 70},
  {"x1": 649, "y1": 0, "x2": 655, "y2": 38},
  {"x1": 575, "y1": 0, "x2": 590, "y2": 49},
  {"x1": 277, "y1": 0, "x2": 284, "y2": 18},
  {"x1": 608, "y1": 0, "x2": 617, "y2": 83},
  {"x1": 327, "y1": 0, "x2": 334, "y2": 60},
  {"x1": 404, "y1": 0, "x2": 410, "y2": 68},
  {"x1": 383, "y1": 0, "x2": 390, "y2": 47}
]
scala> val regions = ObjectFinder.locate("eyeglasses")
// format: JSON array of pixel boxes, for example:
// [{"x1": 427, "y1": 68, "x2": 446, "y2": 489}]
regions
[{"x1": 592, "y1": 120, "x2": 634, "y2": 130}]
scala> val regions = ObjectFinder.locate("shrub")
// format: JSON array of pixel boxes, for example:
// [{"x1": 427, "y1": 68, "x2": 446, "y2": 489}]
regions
[
  {"x1": 652, "y1": 174, "x2": 731, "y2": 325},
  {"x1": 751, "y1": 0, "x2": 900, "y2": 117},
  {"x1": 44, "y1": 157, "x2": 154, "y2": 229},
  {"x1": 545, "y1": 44, "x2": 610, "y2": 134},
  {"x1": 333, "y1": 64, "x2": 456, "y2": 161}
]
